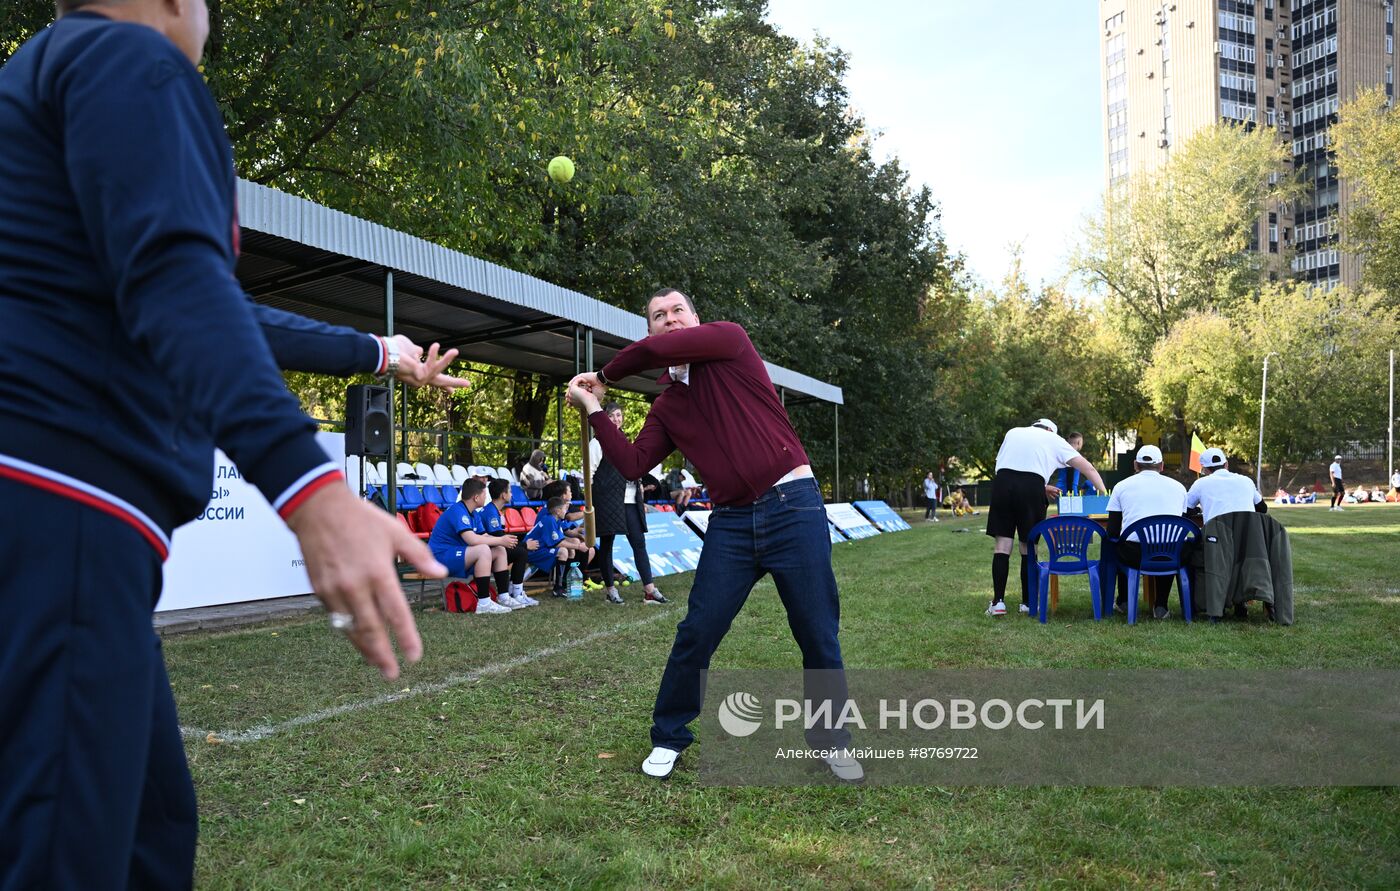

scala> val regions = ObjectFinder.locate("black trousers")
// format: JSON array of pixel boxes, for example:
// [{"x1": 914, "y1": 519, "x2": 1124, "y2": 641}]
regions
[
  {"x1": 598, "y1": 502, "x2": 654, "y2": 586},
  {"x1": 1114, "y1": 540, "x2": 1201, "y2": 608}
]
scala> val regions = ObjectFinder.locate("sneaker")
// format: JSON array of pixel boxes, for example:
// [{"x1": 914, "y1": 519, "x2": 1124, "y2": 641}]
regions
[
  {"x1": 641, "y1": 746, "x2": 680, "y2": 779},
  {"x1": 475, "y1": 597, "x2": 512, "y2": 615},
  {"x1": 821, "y1": 749, "x2": 865, "y2": 783},
  {"x1": 932, "y1": 517, "x2": 940, "y2": 522},
  {"x1": 985, "y1": 601, "x2": 1006, "y2": 617},
  {"x1": 605, "y1": 587, "x2": 625, "y2": 605},
  {"x1": 643, "y1": 589, "x2": 670, "y2": 605},
  {"x1": 1018, "y1": 603, "x2": 1031, "y2": 614},
  {"x1": 515, "y1": 592, "x2": 539, "y2": 607},
  {"x1": 1153, "y1": 606, "x2": 1169, "y2": 620},
  {"x1": 496, "y1": 593, "x2": 527, "y2": 610},
  {"x1": 550, "y1": 587, "x2": 568, "y2": 598}
]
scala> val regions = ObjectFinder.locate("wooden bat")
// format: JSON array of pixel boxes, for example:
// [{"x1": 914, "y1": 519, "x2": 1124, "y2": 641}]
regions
[{"x1": 579, "y1": 412, "x2": 597, "y2": 546}]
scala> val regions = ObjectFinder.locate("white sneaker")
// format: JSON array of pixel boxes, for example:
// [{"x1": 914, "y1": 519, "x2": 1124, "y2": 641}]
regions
[
  {"x1": 932, "y1": 517, "x2": 940, "y2": 522},
  {"x1": 985, "y1": 601, "x2": 1006, "y2": 617},
  {"x1": 497, "y1": 593, "x2": 528, "y2": 610},
  {"x1": 1018, "y1": 603, "x2": 1031, "y2": 614},
  {"x1": 641, "y1": 746, "x2": 680, "y2": 779},
  {"x1": 515, "y1": 592, "x2": 539, "y2": 607},
  {"x1": 821, "y1": 749, "x2": 865, "y2": 782},
  {"x1": 475, "y1": 597, "x2": 512, "y2": 615}
]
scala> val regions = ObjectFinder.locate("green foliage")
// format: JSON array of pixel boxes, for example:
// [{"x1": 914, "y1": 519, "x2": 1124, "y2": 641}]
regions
[
  {"x1": 1076, "y1": 123, "x2": 1301, "y2": 357},
  {"x1": 1143, "y1": 283, "x2": 1400, "y2": 481},
  {"x1": 1331, "y1": 87, "x2": 1400, "y2": 305},
  {"x1": 937, "y1": 255, "x2": 1143, "y2": 475}
]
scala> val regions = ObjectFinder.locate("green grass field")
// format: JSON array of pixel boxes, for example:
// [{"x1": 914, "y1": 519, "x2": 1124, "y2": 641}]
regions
[{"x1": 172, "y1": 506, "x2": 1400, "y2": 889}]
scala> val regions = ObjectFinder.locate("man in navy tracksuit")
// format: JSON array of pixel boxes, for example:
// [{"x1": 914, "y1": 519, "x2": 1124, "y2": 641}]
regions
[{"x1": 0, "y1": 3, "x2": 466, "y2": 887}]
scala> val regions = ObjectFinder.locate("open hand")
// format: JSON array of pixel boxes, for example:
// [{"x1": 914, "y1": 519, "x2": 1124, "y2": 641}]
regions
[
  {"x1": 286, "y1": 484, "x2": 440, "y2": 679},
  {"x1": 392, "y1": 335, "x2": 471, "y2": 392}
]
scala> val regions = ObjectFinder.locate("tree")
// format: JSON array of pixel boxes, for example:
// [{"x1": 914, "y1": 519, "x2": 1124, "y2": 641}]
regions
[
  {"x1": 1075, "y1": 122, "x2": 1302, "y2": 462},
  {"x1": 1331, "y1": 86, "x2": 1400, "y2": 305},
  {"x1": 1142, "y1": 283, "x2": 1400, "y2": 487},
  {"x1": 938, "y1": 255, "x2": 1143, "y2": 477}
]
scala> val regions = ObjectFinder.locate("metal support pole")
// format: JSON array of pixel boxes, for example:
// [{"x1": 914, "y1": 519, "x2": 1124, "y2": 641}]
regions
[
  {"x1": 385, "y1": 269, "x2": 397, "y2": 513},
  {"x1": 1389, "y1": 349, "x2": 1394, "y2": 483},
  {"x1": 1256, "y1": 352, "x2": 1276, "y2": 491},
  {"x1": 834, "y1": 404, "x2": 841, "y2": 502}
]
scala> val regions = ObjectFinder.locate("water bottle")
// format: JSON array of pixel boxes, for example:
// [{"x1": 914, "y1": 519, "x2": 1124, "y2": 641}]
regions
[{"x1": 566, "y1": 564, "x2": 584, "y2": 601}]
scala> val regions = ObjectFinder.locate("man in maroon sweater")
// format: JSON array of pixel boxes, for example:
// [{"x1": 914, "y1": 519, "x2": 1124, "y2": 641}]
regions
[{"x1": 568, "y1": 288, "x2": 858, "y2": 781}]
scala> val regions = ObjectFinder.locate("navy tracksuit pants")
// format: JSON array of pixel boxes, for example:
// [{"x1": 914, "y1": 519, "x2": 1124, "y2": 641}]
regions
[{"x1": 0, "y1": 478, "x2": 197, "y2": 890}]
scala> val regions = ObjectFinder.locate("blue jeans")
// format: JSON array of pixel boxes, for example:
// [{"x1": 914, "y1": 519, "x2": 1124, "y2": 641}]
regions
[{"x1": 651, "y1": 477, "x2": 850, "y2": 752}]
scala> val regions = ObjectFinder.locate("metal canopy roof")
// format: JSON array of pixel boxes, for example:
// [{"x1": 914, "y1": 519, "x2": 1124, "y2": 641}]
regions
[{"x1": 234, "y1": 179, "x2": 843, "y2": 405}]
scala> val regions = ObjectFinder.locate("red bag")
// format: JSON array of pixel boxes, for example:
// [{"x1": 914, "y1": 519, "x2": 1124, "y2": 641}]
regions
[
  {"x1": 412, "y1": 502, "x2": 442, "y2": 533},
  {"x1": 443, "y1": 580, "x2": 478, "y2": 613}
]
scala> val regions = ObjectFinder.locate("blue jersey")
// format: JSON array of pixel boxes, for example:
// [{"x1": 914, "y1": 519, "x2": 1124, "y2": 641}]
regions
[
  {"x1": 428, "y1": 502, "x2": 483, "y2": 557},
  {"x1": 525, "y1": 513, "x2": 568, "y2": 551},
  {"x1": 478, "y1": 502, "x2": 508, "y2": 535}
]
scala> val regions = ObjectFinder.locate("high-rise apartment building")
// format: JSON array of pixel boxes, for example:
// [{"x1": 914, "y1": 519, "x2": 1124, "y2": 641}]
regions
[{"x1": 1100, "y1": 0, "x2": 1395, "y2": 288}]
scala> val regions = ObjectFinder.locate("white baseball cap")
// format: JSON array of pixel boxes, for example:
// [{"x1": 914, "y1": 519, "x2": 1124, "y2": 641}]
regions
[
  {"x1": 1200, "y1": 447, "x2": 1227, "y2": 468},
  {"x1": 1333, "y1": 454, "x2": 1342, "y2": 461},
  {"x1": 1135, "y1": 444, "x2": 1163, "y2": 465},
  {"x1": 1033, "y1": 418, "x2": 1058, "y2": 435}
]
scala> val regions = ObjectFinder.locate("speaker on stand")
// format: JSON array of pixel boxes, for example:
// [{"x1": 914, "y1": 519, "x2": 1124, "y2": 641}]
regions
[{"x1": 346, "y1": 384, "x2": 392, "y2": 504}]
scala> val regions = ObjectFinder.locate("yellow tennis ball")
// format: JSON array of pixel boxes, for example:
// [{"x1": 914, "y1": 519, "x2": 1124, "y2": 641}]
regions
[{"x1": 547, "y1": 155, "x2": 575, "y2": 183}]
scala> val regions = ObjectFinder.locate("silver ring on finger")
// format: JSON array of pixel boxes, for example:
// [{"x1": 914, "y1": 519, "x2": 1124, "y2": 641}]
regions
[{"x1": 328, "y1": 611, "x2": 356, "y2": 634}]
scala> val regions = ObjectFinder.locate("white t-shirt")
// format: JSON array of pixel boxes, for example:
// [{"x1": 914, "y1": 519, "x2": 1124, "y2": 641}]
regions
[
  {"x1": 589, "y1": 438, "x2": 636, "y2": 503},
  {"x1": 1107, "y1": 470, "x2": 1187, "y2": 541},
  {"x1": 994, "y1": 426, "x2": 1082, "y2": 482},
  {"x1": 1185, "y1": 469, "x2": 1262, "y2": 524},
  {"x1": 1329, "y1": 461, "x2": 1343, "y2": 481}
]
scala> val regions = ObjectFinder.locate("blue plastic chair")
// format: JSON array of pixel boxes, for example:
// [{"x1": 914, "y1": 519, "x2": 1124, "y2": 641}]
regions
[
  {"x1": 1028, "y1": 516, "x2": 1105, "y2": 624},
  {"x1": 1118, "y1": 516, "x2": 1199, "y2": 625},
  {"x1": 510, "y1": 483, "x2": 529, "y2": 506},
  {"x1": 398, "y1": 485, "x2": 424, "y2": 510}
]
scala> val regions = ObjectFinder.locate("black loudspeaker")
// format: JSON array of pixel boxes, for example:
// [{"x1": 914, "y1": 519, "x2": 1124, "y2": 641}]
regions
[{"x1": 345, "y1": 384, "x2": 391, "y2": 457}]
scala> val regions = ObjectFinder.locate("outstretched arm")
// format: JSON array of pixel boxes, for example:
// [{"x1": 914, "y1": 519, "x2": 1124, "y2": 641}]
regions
[
  {"x1": 567, "y1": 377, "x2": 675, "y2": 480},
  {"x1": 597, "y1": 321, "x2": 749, "y2": 384},
  {"x1": 1068, "y1": 456, "x2": 1107, "y2": 495}
]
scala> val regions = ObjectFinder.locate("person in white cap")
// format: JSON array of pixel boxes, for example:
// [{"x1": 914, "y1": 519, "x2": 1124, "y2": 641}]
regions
[
  {"x1": 1185, "y1": 448, "x2": 1266, "y2": 525},
  {"x1": 1106, "y1": 445, "x2": 1189, "y2": 619},
  {"x1": 985, "y1": 418, "x2": 1106, "y2": 616},
  {"x1": 1328, "y1": 455, "x2": 1345, "y2": 511}
]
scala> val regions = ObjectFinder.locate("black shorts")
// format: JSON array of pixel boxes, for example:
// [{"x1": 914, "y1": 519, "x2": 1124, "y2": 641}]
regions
[
  {"x1": 1333, "y1": 478, "x2": 1345, "y2": 495},
  {"x1": 985, "y1": 469, "x2": 1048, "y2": 542}
]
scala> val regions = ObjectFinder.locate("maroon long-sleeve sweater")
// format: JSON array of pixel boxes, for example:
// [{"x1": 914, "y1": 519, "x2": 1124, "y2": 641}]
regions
[{"x1": 589, "y1": 321, "x2": 810, "y2": 507}]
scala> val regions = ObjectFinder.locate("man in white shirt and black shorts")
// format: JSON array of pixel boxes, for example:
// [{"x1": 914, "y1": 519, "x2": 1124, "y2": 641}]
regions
[
  {"x1": 1106, "y1": 445, "x2": 1189, "y2": 619},
  {"x1": 1329, "y1": 455, "x2": 1345, "y2": 511},
  {"x1": 985, "y1": 418, "x2": 1106, "y2": 616}
]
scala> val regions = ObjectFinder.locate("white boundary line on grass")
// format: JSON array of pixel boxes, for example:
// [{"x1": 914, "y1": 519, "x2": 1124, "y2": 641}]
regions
[{"x1": 180, "y1": 611, "x2": 672, "y2": 744}]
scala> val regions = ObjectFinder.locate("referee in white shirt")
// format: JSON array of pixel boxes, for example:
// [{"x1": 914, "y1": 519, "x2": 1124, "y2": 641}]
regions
[
  {"x1": 1106, "y1": 445, "x2": 1189, "y2": 619},
  {"x1": 985, "y1": 418, "x2": 1106, "y2": 617},
  {"x1": 1184, "y1": 448, "x2": 1266, "y2": 524}
]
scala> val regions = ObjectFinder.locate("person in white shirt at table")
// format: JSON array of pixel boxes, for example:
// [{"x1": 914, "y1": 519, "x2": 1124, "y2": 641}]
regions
[
  {"x1": 1106, "y1": 445, "x2": 1189, "y2": 620},
  {"x1": 1185, "y1": 448, "x2": 1267, "y2": 525}
]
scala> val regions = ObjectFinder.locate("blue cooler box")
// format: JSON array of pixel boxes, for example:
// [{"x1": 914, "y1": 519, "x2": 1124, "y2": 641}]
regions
[{"x1": 1057, "y1": 494, "x2": 1110, "y2": 516}]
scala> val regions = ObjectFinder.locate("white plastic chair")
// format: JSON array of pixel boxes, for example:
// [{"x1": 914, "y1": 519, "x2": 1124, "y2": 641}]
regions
[{"x1": 450, "y1": 464, "x2": 470, "y2": 485}]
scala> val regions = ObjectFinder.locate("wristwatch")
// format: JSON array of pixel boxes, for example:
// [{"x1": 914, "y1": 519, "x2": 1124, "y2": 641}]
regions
[{"x1": 380, "y1": 336, "x2": 400, "y2": 379}]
